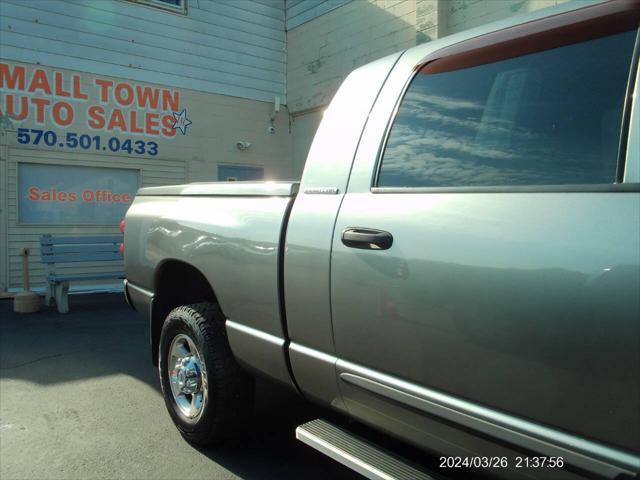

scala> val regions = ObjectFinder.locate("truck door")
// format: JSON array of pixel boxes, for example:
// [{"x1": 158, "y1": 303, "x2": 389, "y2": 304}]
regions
[{"x1": 330, "y1": 15, "x2": 640, "y2": 474}]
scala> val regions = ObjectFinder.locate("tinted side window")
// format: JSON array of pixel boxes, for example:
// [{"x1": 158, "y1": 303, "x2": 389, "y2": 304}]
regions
[{"x1": 377, "y1": 31, "x2": 637, "y2": 188}]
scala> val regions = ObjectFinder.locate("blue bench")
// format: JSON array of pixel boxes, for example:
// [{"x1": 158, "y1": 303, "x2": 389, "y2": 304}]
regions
[{"x1": 40, "y1": 234, "x2": 124, "y2": 313}]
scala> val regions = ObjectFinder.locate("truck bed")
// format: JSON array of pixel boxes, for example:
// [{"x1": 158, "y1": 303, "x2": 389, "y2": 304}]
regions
[{"x1": 124, "y1": 180, "x2": 300, "y2": 386}]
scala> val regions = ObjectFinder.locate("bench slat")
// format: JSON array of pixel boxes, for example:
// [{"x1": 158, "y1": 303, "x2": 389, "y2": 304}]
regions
[
  {"x1": 41, "y1": 252, "x2": 123, "y2": 263},
  {"x1": 40, "y1": 235, "x2": 123, "y2": 246},
  {"x1": 42, "y1": 244, "x2": 120, "y2": 254},
  {"x1": 47, "y1": 272, "x2": 125, "y2": 281}
]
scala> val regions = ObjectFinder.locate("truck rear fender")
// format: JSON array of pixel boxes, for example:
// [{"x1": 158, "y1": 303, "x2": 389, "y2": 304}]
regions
[{"x1": 149, "y1": 259, "x2": 217, "y2": 365}]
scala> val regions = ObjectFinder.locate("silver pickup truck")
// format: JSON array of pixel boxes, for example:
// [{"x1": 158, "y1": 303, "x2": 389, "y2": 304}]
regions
[{"x1": 123, "y1": 1, "x2": 640, "y2": 478}]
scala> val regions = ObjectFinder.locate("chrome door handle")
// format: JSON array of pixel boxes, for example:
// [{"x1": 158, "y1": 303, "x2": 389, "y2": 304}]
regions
[{"x1": 341, "y1": 228, "x2": 393, "y2": 250}]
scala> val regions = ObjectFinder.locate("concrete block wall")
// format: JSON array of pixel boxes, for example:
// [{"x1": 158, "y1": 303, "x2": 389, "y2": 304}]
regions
[
  {"x1": 445, "y1": 0, "x2": 570, "y2": 35},
  {"x1": 287, "y1": 0, "x2": 425, "y2": 114},
  {"x1": 416, "y1": 0, "x2": 443, "y2": 43}
]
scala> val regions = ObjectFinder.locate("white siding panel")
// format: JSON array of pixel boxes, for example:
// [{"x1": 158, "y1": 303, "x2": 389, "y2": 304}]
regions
[
  {"x1": 0, "y1": 45, "x2": 279, "y2": 101},
  {"x1": 0, "y1": 32, "x2": 284, "y2": 94},
  {"x1": 210, "y1": 0, "x2": 285, "y2": 22},
  {"x1": 3, "y1": 1, "x2": 284, "y2": 59},
  {"x1": 184, "y1": 1, "x2": 286, "y2": 40},
  {"x1": 1, "y1": 3, "x2": 285, "y2": 73},
  {"x1": 252, "y1": 0, "x2": 287, "y2": 12},
  {"x1": 62, "y1": 0, "x2": 285, "y2": 52},
  {"x1": 200, "y1": 0, "x2": 284, "y2": 23},
  {"x1": 0, "y1": 0, "x2": 286, "y2": 103}
]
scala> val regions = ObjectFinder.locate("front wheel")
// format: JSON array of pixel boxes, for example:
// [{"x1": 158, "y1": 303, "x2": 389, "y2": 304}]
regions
[{"x1": 158, "y1": 302, "x2": 255, "y2": 446}]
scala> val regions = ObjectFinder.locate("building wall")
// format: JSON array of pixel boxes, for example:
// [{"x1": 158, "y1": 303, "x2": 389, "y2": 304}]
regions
[
  {"x1": 0, "y1": 0, "x2": 292, "y2": 293},
  {"x1": 0, "y1": 0, "x2": 286, "y2": 103},
  {"x1": 286, "y1": 0, "x2": 571, "y2": 170}
]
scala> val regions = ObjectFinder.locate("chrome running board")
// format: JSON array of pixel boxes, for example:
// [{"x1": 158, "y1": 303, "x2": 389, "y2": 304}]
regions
[{"x1": 296, "y1": 419, "x2": 440, "y2": 480}]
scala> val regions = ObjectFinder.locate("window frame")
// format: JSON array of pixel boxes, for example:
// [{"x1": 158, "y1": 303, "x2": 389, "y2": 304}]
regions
[
  {"x1": 127, "y1": 0, "x2": 187, "y2": 15},
  {"x1": 371, "y1": 2, "x2": 640, "y2": 194}
]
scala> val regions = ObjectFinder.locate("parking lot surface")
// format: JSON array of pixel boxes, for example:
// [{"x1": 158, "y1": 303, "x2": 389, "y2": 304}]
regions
[{"x1": 0, "y1": 293, "x2": 357, "y2": 480}]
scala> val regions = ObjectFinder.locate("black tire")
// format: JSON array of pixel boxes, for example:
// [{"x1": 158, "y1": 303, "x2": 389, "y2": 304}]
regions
[{"x1": 159, "y1": 302, "x2": 255, "y2": 446}]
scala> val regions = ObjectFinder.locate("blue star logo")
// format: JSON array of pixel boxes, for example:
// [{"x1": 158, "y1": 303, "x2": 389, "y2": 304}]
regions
[{"x1": 172, "y1": 109, "x2": 192, "y2": 135}]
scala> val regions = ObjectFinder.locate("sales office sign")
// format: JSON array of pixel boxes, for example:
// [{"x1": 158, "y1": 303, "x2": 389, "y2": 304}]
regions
[{"x1": 0, "y1": 61, "x2": 193, "y2": 157}]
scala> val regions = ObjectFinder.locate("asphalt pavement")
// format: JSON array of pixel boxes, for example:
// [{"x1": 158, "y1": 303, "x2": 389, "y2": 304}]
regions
[{"x1": 0, "y1": 293, "x2": 358, "y2": 480}]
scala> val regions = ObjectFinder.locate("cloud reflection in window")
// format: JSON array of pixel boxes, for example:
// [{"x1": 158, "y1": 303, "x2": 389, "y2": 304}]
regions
[{"x1": 378, "y1": 30, "x2": 635, "y2": 188}]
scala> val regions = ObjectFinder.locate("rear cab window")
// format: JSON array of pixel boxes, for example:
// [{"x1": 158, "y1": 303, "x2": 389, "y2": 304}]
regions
[{"x1": 376, "y1": 27, "x2": 639, "y2": 189}]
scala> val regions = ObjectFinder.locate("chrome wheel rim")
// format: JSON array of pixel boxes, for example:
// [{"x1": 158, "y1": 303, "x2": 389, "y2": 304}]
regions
[{"x1": 168, "y1": 333, "x2": 208, "y2": 419}]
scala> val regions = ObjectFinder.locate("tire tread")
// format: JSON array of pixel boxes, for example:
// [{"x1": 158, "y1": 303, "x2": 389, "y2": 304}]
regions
[{"x1": 159, "y1": 302, "x2": 254, "y2": 446}]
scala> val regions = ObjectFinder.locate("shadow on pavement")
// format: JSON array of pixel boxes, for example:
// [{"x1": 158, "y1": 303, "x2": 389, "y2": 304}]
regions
[
  {"x1": 196, "y1": 379, "x2": 357, "y2": 479},
  {"x1": 0, "y1": 293, "x2": 358, "y2": 479},
  {"x1": 0, "y1": 293, "x2": 158, "y2": 390}
]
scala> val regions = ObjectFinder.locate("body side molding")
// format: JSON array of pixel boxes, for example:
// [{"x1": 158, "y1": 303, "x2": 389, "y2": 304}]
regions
[{"x1": 338, "y1": 363, "x2": 640, "y2": 478}]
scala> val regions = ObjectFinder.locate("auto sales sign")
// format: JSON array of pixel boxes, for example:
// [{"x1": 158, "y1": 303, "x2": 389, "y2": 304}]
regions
[{"x1": 0, "y1": 61, "x2": 193, "y2": 157}]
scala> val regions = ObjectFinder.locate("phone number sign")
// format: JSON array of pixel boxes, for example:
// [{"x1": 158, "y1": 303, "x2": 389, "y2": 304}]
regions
[
  {"x1": 18, "y1": 163, "x2": 139, "y2": 225},
  {"x1": 16, "y1": 128, "x2": 158, "y2": 156}
]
